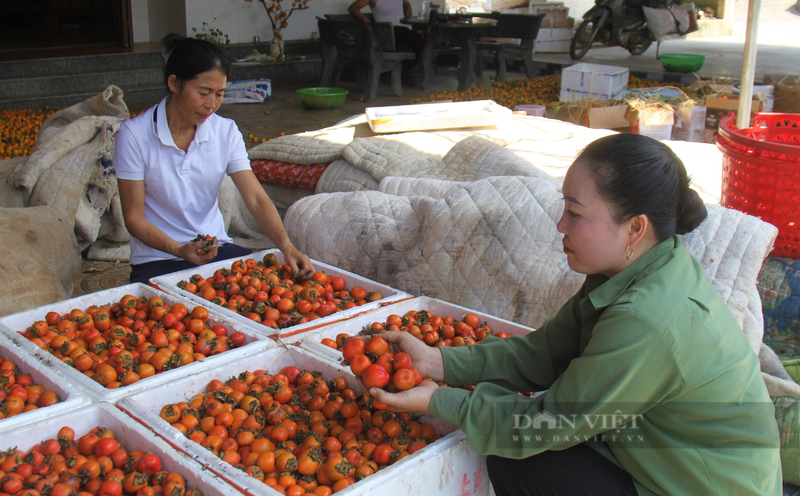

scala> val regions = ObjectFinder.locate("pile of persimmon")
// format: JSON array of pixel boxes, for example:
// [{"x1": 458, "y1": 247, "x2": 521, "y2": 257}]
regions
[
  {"x1": 340, "y1": 335, "x2": 425, "y2": 395},
  {"x1": 322, "y1": 309, "x2": 511, "y2": 353},
  {"x1": 0, "y1": 356, "x2": 60, "y2": 420},
  {"x1": 0, "y1": 425, "x2": 203, "y2": 496},
  {"x1": 160, "y1": 365, "x2": 440, "y2": 495},
  {"x1": 176, "y1": 253, "x2": 384, "y2": 331},
  {"x1": 323, "y1": 310, "x2": 512, "y2": 393},
  {"x1": 17, "y1": 294, "x2": 246, "y2": 389}
]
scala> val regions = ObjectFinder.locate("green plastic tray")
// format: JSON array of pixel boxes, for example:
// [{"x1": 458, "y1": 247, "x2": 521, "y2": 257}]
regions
[
  {"x1": 296, "y1": 87, "x2": 349, "y2": 109},
  {"x1": 660, "y1": 53, "x2": 706, "y2": 73}
]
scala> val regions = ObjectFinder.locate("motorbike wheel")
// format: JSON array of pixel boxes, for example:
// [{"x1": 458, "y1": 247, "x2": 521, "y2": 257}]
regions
[
  {"x1": 626, "y1": 35, "x2": 652, "y2": 56},
  {"x1": 570, "y1": 20, "x2": 600, "y2": 60}
]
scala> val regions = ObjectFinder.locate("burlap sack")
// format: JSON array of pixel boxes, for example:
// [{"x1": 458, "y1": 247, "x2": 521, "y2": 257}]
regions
[
  {"x1": 0, "y1": 158, "x2": 29, "y2": 208},
  {"x1": 8, "y1": 86, "x2": 127, "y2": 194},
  {"x1": 0, "y1": 206, "x2": 81, "y2": 317}
]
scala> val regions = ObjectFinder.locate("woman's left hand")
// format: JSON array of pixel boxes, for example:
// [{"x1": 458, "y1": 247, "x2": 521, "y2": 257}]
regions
[
  {"x1": 370, "y1": 380, "x2": 439, "y2": 414},
  {"x1": 283, "y1": 246, "x2": 315, "y2": 280}
]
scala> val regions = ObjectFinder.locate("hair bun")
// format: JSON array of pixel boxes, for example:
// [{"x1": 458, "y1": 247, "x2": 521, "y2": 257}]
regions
[
  {"x1": 161, "y1": 33, "x2": 185, "y2": 61},
  {"x1": 674, "y1": 187, "x2": 707, "y2": 235}
]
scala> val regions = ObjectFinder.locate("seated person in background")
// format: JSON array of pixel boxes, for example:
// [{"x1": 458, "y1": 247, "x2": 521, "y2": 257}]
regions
[{"x1": 348, "y1": 0, "x2": 424, "y2": 81}]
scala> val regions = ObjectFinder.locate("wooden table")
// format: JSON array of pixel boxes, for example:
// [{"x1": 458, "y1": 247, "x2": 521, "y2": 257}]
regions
[{"x1": 401, "y1": 16, "x2": 498, "y2": 91}]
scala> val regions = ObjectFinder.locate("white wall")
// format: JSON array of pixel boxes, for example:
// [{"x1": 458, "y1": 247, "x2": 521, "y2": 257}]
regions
[
  {"x1": 184, "y1": 0, "x2": 424, "y2": 43},
  {"x1": 149, "y1": 0, "x2": 188, "y2": 42},
  {"x1": 131, "y1": 0, "x2": 150, "y2": 43},
  {"x1": 561, "y1": 0, "x2": 592, "y2": 21}
]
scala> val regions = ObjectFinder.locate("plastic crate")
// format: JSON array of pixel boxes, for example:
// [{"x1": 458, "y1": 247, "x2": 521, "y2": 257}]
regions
[
  {"x1": 0, "y1": 283, "x2": 275, "y2": 403},
  {"x1": 718, "y1": 113, "x2": 800, "y2": 257},
  {"x1": 559, "y1": 63, "x2": 629, "y2": 102},
  {"x1": 120, "y1": 346, "x2": 490, "y2": 496},
  {"x1": 0, "y1": 332, "x2": 90, "y2": 435},
  {"x1": 0, "y1": 403, "x2": 241, "y2": 496},
  {"x1": 295, "y1": 296, "x2": 536, "y2": 365},
  {"x1": 151, "y1": 249, "x2": 410, "y2": 339}
]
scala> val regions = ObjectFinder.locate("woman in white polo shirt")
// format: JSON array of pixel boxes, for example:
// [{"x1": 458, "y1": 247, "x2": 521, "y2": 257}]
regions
[{"x1": 115, "y1": 34, "x2": 313, "y2": 284}]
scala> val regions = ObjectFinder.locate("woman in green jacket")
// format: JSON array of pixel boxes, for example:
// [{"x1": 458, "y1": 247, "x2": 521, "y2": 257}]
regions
[{"x1": 372, "y1": 134, "x2": 781, "y2": 495}]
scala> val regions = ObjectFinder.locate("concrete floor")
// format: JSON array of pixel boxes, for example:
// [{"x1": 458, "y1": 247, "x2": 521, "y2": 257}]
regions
[{"x1": 535, "y1": 0, "x2": 800, "y2": 80}]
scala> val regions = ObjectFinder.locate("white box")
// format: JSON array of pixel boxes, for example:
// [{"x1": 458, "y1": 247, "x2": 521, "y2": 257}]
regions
[
  {"x1": 0, "y1": 403, "x2": 241, "y2": 496},
  {"x1": 533, "y1": 27, "x2": 574, "y2": 53},
  {"x1": 120, "y1": 346, "x2": 491, "y2": 496},
  {"x1": 0, "y1": 332, "x2": 90, "y2": 435},
  {"x1": 366, "y1": 101, "x2": 512, "y2": 133},
  {"x1": 296, "y1": 296, "x2": 536, "y2": 366},
  {"x1": 629, "y1": 108, "x2": 675, "y2": 141},
  {"x1": 0, "y1": 283, "x2": 275, "y2": 404},
  {"x1": 672, "y1": 104, "x2": 706, "y2": 143},
  {"x1": 637, "y1": 124, "x2": 673, "y2": 140},
  {"x1": 560, "y1": 63, "x2": 629, "y2": 102},
  {"x1": 151, "y1": 249, "x2": 409, "y2": 339}
]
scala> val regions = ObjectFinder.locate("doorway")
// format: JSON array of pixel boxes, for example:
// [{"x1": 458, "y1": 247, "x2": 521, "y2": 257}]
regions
[{"x1": 0, "y1": 0, "x2": 133, "y2": 61}]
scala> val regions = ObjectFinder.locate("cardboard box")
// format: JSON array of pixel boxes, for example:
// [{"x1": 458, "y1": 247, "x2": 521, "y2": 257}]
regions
[
  {"x1": 527, "y1": 4, "x2": 573, "y2": 28},
  {"x1": 560, "y1": 63, "x2": 629, "y2": 102},
  {"x1": 672, "y1": 103, "x2": 706, "y2": 143},
  {"x1": 534, "y1": 27, "x2": 574, "y2": 52},
  {"x1": 703, "y1": 95, "x2": 764, "y2": 143},
  {"x1": 554, "y1": 100, "x2": 630, "y2": 129},
  {"x1": 763, "y1": 74, "x2": 800, "y2": 113},
  {"x1": 541, "y1": 16, "x2": 575, "y2": 28},
  {"x1": 628, "y1": 107, "x2": 675, "y2": 141}
]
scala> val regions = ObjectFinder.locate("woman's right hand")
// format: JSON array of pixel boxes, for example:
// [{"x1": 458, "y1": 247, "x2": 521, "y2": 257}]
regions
[
  {"x1": 381, "y1": 330, "x2": 445, "y2": 382},
  {"x1": 174, "y1": 236, "x2": 219, "y2": 265}
]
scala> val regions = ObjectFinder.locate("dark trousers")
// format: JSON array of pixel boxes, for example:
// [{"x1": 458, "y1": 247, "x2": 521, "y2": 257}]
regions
[
  {"x1": 487, "y1": 444, "x2": 638, "y2": 496},
  {"x1": 129, "y1": 244, "x2": 253, "y2": 285},
  {"x1": 393, "y1": 26, "x2": 424, "y2": 78}
]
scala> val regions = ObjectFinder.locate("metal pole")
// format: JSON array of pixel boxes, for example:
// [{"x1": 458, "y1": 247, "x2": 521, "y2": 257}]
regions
[{"x1": 737, "y1": 0, "x2": 762, "y2": 129}]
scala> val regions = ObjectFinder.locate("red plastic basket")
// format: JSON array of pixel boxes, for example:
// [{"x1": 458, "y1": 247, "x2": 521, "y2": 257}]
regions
[{"x1": 718, "y1": 112, "x2": 800, "y2": 258}]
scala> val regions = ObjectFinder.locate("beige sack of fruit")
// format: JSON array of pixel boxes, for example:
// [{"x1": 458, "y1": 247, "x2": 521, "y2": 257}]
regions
[
  {"x1": 6, "y1": 86, "x2": 129, "y2": 249},
  {"x1": 0, "y1": 206, "x2": 82, "y2": 317}
]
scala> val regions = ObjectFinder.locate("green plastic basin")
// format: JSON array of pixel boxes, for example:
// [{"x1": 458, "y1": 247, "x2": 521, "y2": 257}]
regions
[
  {"x1": 660, "y1": 53, "x2": 706, "y2": 73},
  {"x1": 296, "y1": 87, "x2": 349, "y2": 109}
]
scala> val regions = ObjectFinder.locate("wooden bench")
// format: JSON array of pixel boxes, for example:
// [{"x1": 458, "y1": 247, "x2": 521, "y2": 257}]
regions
[
  {"x1": 475, "y1": 13, "x2": 544, "y2": 82},
  {"x1": 317, "y1": 17, "x2": 415, "y2": 102}
]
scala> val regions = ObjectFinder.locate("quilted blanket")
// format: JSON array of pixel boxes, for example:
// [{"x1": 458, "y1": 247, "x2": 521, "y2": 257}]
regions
[
  {"x1": 285, "y1": 174, "x2": 776, "y2": 356},
  {"x1": 249, "y1": 114, "x2": 724, "y2": 204}
]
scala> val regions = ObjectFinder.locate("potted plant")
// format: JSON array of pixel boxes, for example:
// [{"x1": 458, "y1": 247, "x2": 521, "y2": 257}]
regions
[{"x1": 243, "y1": 0, "x2": 310, "y2": 61}]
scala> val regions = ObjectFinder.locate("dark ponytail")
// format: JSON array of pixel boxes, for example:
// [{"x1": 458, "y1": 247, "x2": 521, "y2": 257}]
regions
[
  {"x1": 575, "y1": 134, "x2": 707, "y2": 240},
  {"x1": 161, "y1": 33, "x2": 231, "y2": 88}
]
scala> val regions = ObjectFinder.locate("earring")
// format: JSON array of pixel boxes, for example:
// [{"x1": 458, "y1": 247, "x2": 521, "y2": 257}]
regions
[{"x1": 625, "y1": 245, "x2": 633, "y2": 261}]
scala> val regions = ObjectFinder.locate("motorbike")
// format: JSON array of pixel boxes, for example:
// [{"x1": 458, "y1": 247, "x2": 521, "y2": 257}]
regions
[{"x1": 569, "y1": 0, "x2": 675, "y2": 60}]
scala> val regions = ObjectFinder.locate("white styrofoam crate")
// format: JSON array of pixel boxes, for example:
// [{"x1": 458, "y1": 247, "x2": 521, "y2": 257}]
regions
[
  {"x1": 0, "y1": 403, "x2": 241, "y2": 496},
  {"x1": 560, "y1": 62, "x2": 629, "y2": 102},
  {"x1": 365, "y1": 101, "x2": 512, "y2": 134},
  {"x1": 120, "y1": 346, "x2": 490, "y2": 496},
  {"x1": 533, "y1": 27, "x2": 574, "y2": 53},
  {"x1": 0, "y1": 283, "x2": 275, "y2": 404},
  {"x1": 151, "y1": 249, "x2": 410, "y2": 339},
  {"x1": 296, "y1": 296, "x2": 536, "y2": 366},
  {"x1": 0, "y1": 332, "x2": 91, "y2": 435}
]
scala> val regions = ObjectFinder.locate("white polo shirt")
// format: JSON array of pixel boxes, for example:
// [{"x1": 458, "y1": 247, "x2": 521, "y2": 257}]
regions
[{"x1": 114, "y1": 97, "x2": 251, "y2": 265}]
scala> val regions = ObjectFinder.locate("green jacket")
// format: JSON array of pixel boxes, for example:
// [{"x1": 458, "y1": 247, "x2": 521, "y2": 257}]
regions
[{"x1": 430, "y1": 237, "x2": 781, "y2": 496}]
